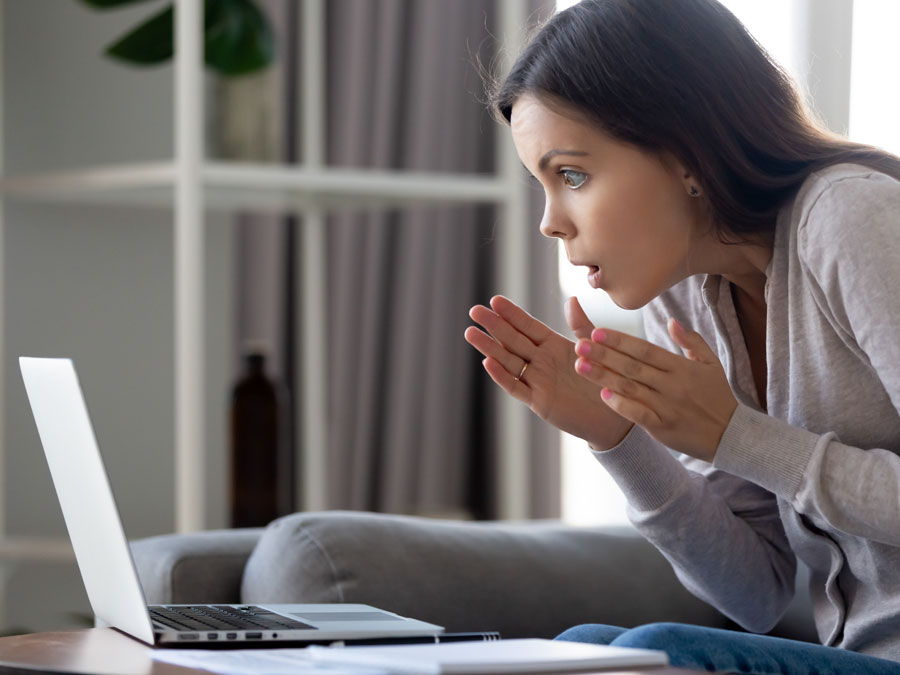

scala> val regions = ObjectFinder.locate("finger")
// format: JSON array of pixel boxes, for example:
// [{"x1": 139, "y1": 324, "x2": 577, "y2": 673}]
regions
[
  {"x1": 482, "y1": 356, "x2": 531, "y2": 403},
  {"x1": 599, "y1": 387, "x2": 661, "y2": 428},
  {"x1": 489, "y1": 295, "x2": 553, "y2": 346},
  {"x1": 564, "y1": 296, "x2": 595, "y2": 341},
  {"x1": 575, "y1": 338, "x2": 666, "y2": 392},
  {"x1": 575, "y1": 351, "x2": 663, "y2": 405},
  {"x1": 668, "y1": 317, "x2": 717, "y2": 364},
  {"x1": 590, "y1": 327, "x2": 676, "y2": 372},
  {"x1": 469, "y1": 304, "x2": 537, "y2": 360},
  {"x1": 464, "y1": 326, "x2": 528, "y2": 379}
]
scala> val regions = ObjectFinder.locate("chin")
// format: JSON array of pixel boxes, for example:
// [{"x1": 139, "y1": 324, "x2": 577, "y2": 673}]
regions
[{"x1": 607, "y1": 290, "x2": 652, "y2": 312}]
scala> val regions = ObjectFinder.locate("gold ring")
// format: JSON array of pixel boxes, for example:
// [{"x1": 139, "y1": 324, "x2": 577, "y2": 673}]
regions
[{"x1": 515, "y1": 361, "x2": 529, "y2": 381}]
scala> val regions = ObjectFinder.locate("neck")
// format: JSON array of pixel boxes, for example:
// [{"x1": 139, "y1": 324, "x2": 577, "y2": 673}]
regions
[
  {"x1": 729, "y1": 274, "x2": 767, "y2": 309},
  {"x1": 715, "y1": 239, "x2": 772, "y2": 307}
]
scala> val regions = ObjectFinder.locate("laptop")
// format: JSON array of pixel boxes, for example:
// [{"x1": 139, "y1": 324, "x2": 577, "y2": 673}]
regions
[{"x1": 19, "y1": 356, "x2": 444, "y2": 647}]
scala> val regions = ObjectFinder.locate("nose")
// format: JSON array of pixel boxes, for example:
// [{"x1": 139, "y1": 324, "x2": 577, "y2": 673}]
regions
[{"x1": 538, "y1": 199, "x2": 574, "y2": 240}]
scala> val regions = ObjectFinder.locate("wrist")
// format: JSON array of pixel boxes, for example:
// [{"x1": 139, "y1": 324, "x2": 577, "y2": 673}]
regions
[
  {"x1": 702, "y1": 400, "x2": 739, "y2": 463},
  {"x1": 588, "y1": 422, "x2": 635, "y2": 452}
]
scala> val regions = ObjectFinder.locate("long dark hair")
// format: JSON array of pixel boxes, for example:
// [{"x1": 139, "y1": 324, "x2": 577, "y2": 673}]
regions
[{"x1": 492, "y1": 0, "x2": 900, "y2": 244}]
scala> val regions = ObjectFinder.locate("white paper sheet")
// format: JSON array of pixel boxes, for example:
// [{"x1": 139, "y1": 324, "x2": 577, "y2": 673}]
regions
[
  {"x1": 151, "y1": 648, "x2": 388, "y2": 675},
  {"x1": 308, "y1": 639, "x2": 669, "y2": 674}
]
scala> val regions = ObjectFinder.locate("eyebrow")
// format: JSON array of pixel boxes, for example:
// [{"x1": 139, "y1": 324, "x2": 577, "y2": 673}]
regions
[{"x1": 538, "y1": 149, "x2": 589, "y2": 172}]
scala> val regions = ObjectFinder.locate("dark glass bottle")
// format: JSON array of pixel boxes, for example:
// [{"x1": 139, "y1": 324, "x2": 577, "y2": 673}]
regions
[{"x1": 230, "y1": 350, "x2": 280, "y2": 528}]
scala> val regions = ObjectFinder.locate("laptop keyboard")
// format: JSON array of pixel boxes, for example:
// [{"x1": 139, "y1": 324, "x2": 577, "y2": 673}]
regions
[{"x1": 149, "y1": 605, "x2": 316, "y2": 632}]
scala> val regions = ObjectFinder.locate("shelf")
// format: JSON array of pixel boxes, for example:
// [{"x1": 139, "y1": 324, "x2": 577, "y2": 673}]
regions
[
  {"x1": 0, "y1": 0, "x2": 534, "y2": 549},
  {"x1": 0, "y1": 537, "x2": 74, "y2": 563},
  {"x1": 0, "y1": 161, "x2": 510, "y2": 213}
]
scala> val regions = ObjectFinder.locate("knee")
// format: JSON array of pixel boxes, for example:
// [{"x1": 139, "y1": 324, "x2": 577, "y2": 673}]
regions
[
  {"x1": 555, "y1": 623, "x2": 626, "y2": 645},
  {"x1": 613, "y1": 622, "x2": 703, "y2": 651}
]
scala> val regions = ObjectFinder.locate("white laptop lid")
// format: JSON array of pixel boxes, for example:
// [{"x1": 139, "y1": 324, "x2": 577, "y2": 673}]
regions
[
  {"x1": 20, "y1": 357, "x2": 445, "y2": 647},
  {"x1": 19, "y1": 357, "x2": 155, "y2": 644}
]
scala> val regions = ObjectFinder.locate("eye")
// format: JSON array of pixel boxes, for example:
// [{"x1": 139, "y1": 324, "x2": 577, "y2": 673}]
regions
[{"x1": 559, "y1": 169, "x2": 587, "y2": 189}]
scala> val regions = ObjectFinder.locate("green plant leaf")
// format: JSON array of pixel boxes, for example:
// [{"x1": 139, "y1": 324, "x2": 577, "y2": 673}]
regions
[
  {"x1": 104, "y1": 4, "x2": 174, "y2": 65},
  {"x1": 204, "y1": 0, "x2": 274, "y2": 76},
  {"x1": 80, "y1": 0, "x2": 157, "y2": 8},
  {"x1": 97, "y1": 0, "x2": 274, "y2": 76}
]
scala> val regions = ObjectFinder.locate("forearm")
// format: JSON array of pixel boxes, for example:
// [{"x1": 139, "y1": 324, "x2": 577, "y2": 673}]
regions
[
  {"x1": 716, "y1": 404, "x2": 900, "y2": 547},
  {"x1": 593, "y1": 424, "x2": 796, "y2": 633}
]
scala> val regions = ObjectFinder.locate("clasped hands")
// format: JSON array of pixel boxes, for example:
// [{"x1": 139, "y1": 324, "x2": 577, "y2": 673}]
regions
[{"x1": 465, "y1": 295, "x2": 738, "y2": 463}]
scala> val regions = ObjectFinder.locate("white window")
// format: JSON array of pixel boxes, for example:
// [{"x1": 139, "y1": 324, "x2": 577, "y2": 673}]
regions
[{"x1": 849, "y1": 0, "x2": 900, "y2": 154}]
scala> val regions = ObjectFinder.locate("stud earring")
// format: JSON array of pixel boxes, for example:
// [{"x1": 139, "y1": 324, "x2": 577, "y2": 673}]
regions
[{"x1": 689, "y1": 186, "x2": 700, "y2": 197}]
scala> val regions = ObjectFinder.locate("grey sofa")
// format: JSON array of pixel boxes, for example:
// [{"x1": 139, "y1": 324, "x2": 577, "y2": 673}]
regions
[{"x1": 130, "y1": 510, "x2": 817, "y2": 642}]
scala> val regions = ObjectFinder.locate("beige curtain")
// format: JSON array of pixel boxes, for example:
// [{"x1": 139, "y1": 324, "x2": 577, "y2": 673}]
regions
[{"x1": 238, "y1": 0, "x2": 560, "y2": 519}]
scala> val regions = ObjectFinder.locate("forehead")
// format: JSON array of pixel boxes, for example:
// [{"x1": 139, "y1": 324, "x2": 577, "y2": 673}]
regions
[{"x1": 510, "y1": 95, "x2": 601, "y2": 159}]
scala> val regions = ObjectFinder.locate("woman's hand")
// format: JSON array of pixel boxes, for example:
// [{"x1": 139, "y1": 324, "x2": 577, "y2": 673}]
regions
[
  {"x1": 574, "y1": 317, "x2": 737, "y2": 462},
  {"x1": 465, "y1": 295, "x2": 635, "y2": 450}
]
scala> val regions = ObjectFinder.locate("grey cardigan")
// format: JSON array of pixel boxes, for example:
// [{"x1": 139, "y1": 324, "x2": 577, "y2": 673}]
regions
[{"x1": 593, "y1": 163, "x2": 900, "y2": 660}]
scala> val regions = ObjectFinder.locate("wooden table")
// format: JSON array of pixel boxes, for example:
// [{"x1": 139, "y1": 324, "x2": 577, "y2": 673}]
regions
[{"x1": 0, "y1": 628, "x2": 705, "y2": 674}]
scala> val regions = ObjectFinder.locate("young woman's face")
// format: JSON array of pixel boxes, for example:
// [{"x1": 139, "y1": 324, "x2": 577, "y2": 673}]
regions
[{"x1": 510, "y1": 94, "x2": 705, "y2": 310}]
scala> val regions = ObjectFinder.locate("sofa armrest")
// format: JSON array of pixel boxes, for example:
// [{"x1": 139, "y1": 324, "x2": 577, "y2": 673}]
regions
[
  {"x1": 241, "y1": 511, "x2": 731, "y2": 639},
  {"x1": 130, "y1": 528, "x2": 263, "y2": 604}
]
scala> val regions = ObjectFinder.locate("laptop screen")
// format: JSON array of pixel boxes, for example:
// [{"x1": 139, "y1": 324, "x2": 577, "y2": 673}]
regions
[{"x1": 20, "y1": 357, "x2": 155, "y2": 644}]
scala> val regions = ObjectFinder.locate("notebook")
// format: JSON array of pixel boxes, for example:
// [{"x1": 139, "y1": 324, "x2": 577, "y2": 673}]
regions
[
  {"x1": 307, "y1": 638, "x2": 670, "y2": 673},
  {"x1": 19, "y1": 356, "x2": 444, "y2": 647}
]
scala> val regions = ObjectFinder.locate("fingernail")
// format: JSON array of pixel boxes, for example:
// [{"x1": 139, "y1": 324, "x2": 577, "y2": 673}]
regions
[
  {"x1": 601, "y1": 388, "x2": 613, "y2": 401},
  {"x1": 671, "y1": 317, "x2": 683, "y2": 331},
  {"x1": 576, "y1": 358, "x2": 593, "y2": 374},
  {"x1": 592, "y1": 328, "x2": 607, "y2": 343},
  {"x1": 576, "y1": 341, "x2": 591, "y2": 357}
]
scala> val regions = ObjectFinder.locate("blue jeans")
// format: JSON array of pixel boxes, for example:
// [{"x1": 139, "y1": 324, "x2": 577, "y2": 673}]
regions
[{"x1": 555, "y1": 623, "x2": 900, "y2": 675}]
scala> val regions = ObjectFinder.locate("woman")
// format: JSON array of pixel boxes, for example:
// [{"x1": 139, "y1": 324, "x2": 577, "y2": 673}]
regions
[{"x1": 464, "y1": 0, "x2": 900, "y2": 673}]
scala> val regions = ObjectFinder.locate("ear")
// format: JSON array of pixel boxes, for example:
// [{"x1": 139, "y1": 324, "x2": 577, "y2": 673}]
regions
[
  {"x1": 663, "y1": 153, "x2": 701, "y2": 198},
  {"x1": 679, "y1": 167, "x2": 702, "y2": 197}
]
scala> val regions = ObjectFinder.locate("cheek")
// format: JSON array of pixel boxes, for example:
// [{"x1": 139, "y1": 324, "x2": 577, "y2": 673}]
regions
[
  {"x1": 577, "y1": 183, "x2": 629, "y2": 236},
  {"x1": 607, "y1": 190, "x2": 691, "y2": 300},
  {"x1": 595, "y1": 175, "x2": 660, "y2": 227},
  {"x1": 578, "y1": 174, "x2": 690, "y2": 257},
  {"x1": 624, "y1": 179, "x2": 692, "y2": 246}
]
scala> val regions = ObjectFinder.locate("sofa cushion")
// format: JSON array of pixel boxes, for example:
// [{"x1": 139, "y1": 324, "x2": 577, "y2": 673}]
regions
[
  {"x1": 132, "y1": 528, "x2": 263, "y2": 604},
  {"x1": 241, "y1": 511, "x2": 732, "y2": 639}
]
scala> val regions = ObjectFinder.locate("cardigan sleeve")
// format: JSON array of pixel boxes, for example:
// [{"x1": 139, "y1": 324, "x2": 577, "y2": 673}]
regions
[{"x1": 714, "y1": 169, "x2": 900, "y2": 548}]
